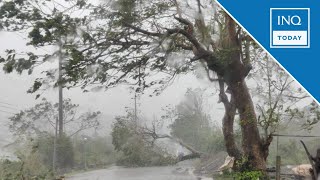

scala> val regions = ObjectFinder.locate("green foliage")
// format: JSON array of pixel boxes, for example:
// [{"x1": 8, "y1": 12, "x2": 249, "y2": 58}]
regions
[
  {"x1": 2, "y1": 50, "x2": 37, "y2": 74},
  {"x1": 253, "y1": 57, "x2": 319, "y2": 136},
  {"x1": 111, "y1": 0, "x2": 173, "y2": 26},
  {"x1": 169, "y1": 88, "x2": 225, "y2": 153},
  {"x1": 0, "y1": 0, "x2": 89, "y2": 95},
  {"x1": 0, "y1": 1, "x2": 20, "y2": 19},
  {"x1": 111, "y1": 114, "x2": 176, "y2": 167},
  {"x1": 0, "y1": 0, "x2": 183, "y2": 94},
  {"x1": 0, "y1": 158, "x2": 54, "y2": 180},
  {"x1": 19, "y1": 134, "x2": 74, "y2": 172},
  {"x1": 27, "y1": 80, "x2": 42, "y2": 94},
  {"x1": 56, "y1": 135, "x2": 75, "y2": 170},
  {"x1": 229, "y1": 156, "x2": 264, "y2": 179},
  {"x1": 4, "y1": 97, "x2": 105, "y2": 174},
  {"x1": 0, "y1": 138, "x2": 55, "y2": 180},
  {"x1": 28, "y1": 14, "x2": 79, "y2": 46},
  {"x1": 111, "y1": 117, "x2": 133, "y2": 152},
  {"x1": 116, "y1": 0, "x2": 137, "y2": 24},
  {"x1": 0, "y1": 133, "x2": 117, "y2": 179},
  {"x1": 35, "y1": 134, "x2": 117, "y2": 172},
  {"x1": 115, "y1": 138, "x2": 176, "y2": 167},
  {"x1": 72, "y1": 135, "x2": 118, "y2": 169},
  {"x1": 2, "y1": 59, "x2": 15, "y2": 73},
  {"x1": 302, "y1": 101, "x2": 320, "y2": 130},
  {"x1": 233, "y1": 170, "x2": 263, "y2": 180},
  {"x1": 9, "y1": 98, "x2": 100, "y2": 137},
  {"x1": 213, "y1": 167, "x2": 263, "y2": 180}
]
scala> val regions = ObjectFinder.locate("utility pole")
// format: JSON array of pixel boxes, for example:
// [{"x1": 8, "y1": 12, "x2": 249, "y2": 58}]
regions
[
  {"x1": 53, "y1": 39, "x2": 63, "y2": 172},
  {"x1": 83, "y1": 137, "x2": 88, "y2": 169},
  {"x1": 58, "y1": 40, "x2": 63, "y2": 137},
  {"x1": 134, "y1": 92, "x2": 137, "y2": 123},
  {"x1": 52, "y1": 118, "x2": 58, "y2": 171}
]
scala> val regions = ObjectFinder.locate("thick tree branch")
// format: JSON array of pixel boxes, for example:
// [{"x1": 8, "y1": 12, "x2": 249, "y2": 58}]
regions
[
  {"x1": 124, "y1": 23, "x2": 162, "y2": 37},
  {"x1": 124, "y1": 20, "x2": 215, "y2": 64},
  {"x1": 174, "y1": 16, "x2": 193, "y2": 26},
  {"x1": 218, "y1": 77, "x2": 242, "y2": 160},
  {"x1": 301, "y1": 140, "x2": 318, "y2": 180}
]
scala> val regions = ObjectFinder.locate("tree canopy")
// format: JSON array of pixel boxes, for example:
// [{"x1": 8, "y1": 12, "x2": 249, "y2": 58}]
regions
[
  {"x1": 0, "y1": 0, "x2": 230, "y2": 94},
  {"x1": 1, "y1": 0, "x2": 320, "y2": 173}
]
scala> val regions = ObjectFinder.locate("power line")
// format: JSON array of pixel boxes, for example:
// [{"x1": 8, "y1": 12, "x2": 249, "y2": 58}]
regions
[
  {"x1": 0, "y1": 101, "x2": 16, "y2": 107},
  {"x1": 272, "y1": 134, "x2": 320, "y2": 138},
  {"x1": 0, "y1": 100, "x2": 24, "y2": 109},
  {"x1": 0, "y1": 109, "x2": 15, "y2": 115},
  {"x1": 0, "y1": 105, "x2": 19, "y2": 111}
]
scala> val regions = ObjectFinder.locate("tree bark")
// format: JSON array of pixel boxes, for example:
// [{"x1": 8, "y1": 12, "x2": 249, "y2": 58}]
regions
[
  {"x1": 150, "y1": 12, "x2": 269, "y2": 171},
  {"x1": 218, "y1": 78, "x2": 242, "y2": 160},
  {"x1": 229, "y1": 80, "x2": 266, "y2": 171},
  {"x1": 217, "y1": 14, "x2": 266, "y2": 171}
]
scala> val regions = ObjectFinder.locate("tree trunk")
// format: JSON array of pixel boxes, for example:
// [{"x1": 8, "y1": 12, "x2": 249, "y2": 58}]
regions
[
  {"x1": 229, "y1": 80, "x2": 266, "y2": 171},
  {"x1": 219, "y1": 14, "x2": 266, "y2": 171},
  {"x1": 222, "y1": 96, "x2": 242, "y2": 160},
  {"x1": 218, "y1": 78, "x2": 242, "y2": 160}
]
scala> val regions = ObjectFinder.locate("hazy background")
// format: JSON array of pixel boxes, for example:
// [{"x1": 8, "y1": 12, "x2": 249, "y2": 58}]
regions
[
  {"x1": 0, "y1": 31, "x2": 225, "y2": 157},
  {"x1": 0, "y1": 28, "x2": 316, "y2": 159}
]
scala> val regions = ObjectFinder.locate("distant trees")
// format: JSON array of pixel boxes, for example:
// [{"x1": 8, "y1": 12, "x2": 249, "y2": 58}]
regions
[
  {"x1": 7, "y1": 98, "x2": 101, "y2": 172},
  {"x1": 0, "y1": 134, "x2": 117, "y2": 179},
  {"x1": 72, "y1": 136, "x2": 117, "y2": 168},
  {"x1": 36, "y1": 133, "x2": 74, "y2": 171},
  {"x1": 111, "y1": 89, "x2": 227, "y2": 166},
  {"x1": 170, "y1": 88, "x2": 225, "y2": 153},
  {"x1": 0, "y1": 155, "x2": 54, "y2": 180},
  {"x1": 9, "y1": 98, "x2": 101, "y2": 138}
]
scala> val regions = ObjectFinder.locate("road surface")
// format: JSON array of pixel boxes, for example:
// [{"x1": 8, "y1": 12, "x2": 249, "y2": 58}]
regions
[{"x1": 67, "y1": 165, "x2": 212, "y2": 180}]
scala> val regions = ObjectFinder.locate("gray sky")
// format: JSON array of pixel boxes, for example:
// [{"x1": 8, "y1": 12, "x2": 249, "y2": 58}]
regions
[
  {"x1": 0, "y1": 31, "x2": 224, "y2": 156},
  {"x1": 0, "y1": 8, "x2": 317, "y2": 158}
]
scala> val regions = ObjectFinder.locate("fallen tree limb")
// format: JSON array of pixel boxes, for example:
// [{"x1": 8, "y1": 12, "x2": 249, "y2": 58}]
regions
[
  {"x1": 137, "y1": 123, "x2": 203, "y2": 161},
  {"x1": 300, "y1": 140, "x2": 318, "y2": 180}
]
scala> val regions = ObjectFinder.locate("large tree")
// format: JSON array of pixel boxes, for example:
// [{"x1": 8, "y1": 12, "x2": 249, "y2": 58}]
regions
[{"x1": 1, "y1": 0, "x2": 312, "y2": 172}]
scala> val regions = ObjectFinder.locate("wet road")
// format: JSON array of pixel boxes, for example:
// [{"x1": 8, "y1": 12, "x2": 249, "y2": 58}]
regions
[{"x1": 67, "y1": 166, "x2": 212, "y2": 180}]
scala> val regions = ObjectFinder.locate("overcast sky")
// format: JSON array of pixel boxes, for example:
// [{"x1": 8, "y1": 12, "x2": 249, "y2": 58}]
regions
[
  {"x1": 0, "y1": 0, "x2": 317, "y2": 157},
  {"x1": 0, "y1": 31, "x2": 225, "y2": 157},
  {"x1": 0, "y1": 31, "x2": 223, "y2": 118}
]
